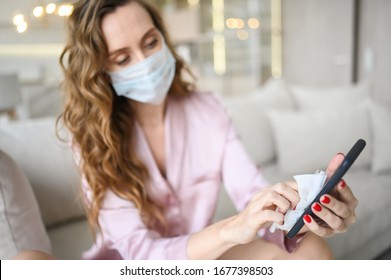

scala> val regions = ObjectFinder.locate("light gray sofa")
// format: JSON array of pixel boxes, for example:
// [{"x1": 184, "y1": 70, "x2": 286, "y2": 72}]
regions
[{"x1": 0, "y1": 79, "x2": 390, "y2": 260}]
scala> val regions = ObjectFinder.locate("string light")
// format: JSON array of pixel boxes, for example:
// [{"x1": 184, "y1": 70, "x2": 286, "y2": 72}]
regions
[
  {"x1": 33, "y1": 6, "x2": 44, "y2": 18},
  {"x1": 46, "y1": 3, "x2": 56, "y2": 14},
  {"x1": 248, "y1": 18, "x2": 260, "y2": 29},
  {"x1": 12, "y1": 2, "x2": 74, "y2": 33},
  {"x1": 13, "y1": 14, "x2": 25, "y2": 26},
  {"x1": 58, "y1": 4, "x2": 74, "y2": 17},
  {"x1": 16, "y1": 21, "x2": 28, "y2": 33},
  {"x1": 13, "y1": 14, "x2": 28, "y2": 33}
]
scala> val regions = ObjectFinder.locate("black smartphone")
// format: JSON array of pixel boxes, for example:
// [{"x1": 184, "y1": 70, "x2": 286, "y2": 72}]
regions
[{"x1": 286, "y1": 139, "x2": 366, "y2": 239}]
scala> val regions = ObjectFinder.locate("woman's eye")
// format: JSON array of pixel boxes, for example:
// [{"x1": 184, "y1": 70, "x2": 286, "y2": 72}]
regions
[
  {"x1": 116, "y1": 56, "x2": 130, "y2": 66},
  {"x1": 145, "y1": 39, "x2": 158, "y2": 49}
]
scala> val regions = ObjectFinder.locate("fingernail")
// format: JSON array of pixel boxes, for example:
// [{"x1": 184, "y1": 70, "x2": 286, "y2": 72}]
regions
[
  {"x1": 337, "y1": 152, "x2": 345, "y2": 156},
  {"x1": 340, "y1": 179, "x2": 346, "y2": 188},
  {"x1": 321, "y1": 195, "x2": 330, "y2": 204},
  {"x1": 313, "y1": 203, "x2": 322, "y2": 212},
  {"x1": 293, "y1": 206, "x2": 297, "y2": 210},
  {"x1": 304, "y1": 214, "x2": 312, "y2": 223}
]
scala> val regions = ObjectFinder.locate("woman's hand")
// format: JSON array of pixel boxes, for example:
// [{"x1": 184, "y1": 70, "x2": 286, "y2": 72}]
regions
[
  {"x1": 303, "y1": 153, "x2": 359, "y2": 237},
  {"x1": 225, "y1": 181, "x2": 300, "y2": 245}
]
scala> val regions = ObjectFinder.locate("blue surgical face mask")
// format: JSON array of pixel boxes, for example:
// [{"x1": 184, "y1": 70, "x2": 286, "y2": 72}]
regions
[{"x1": 108, "y1": 38, "x2": 176, "y2": 105}]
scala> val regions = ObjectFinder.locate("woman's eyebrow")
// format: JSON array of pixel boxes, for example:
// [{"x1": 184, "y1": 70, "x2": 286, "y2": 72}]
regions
[
  {"x1": 108, "y1": 27, "x2": 158, "y2": 57},
  {"x1": 108, "y1": 48, "x2": 128, "y2": 58},
  {"x1": 141, "y1": 27, "x2": 158, "y2": 41}
]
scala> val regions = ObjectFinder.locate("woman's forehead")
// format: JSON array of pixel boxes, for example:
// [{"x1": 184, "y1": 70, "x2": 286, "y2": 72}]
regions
[{"x1": 101, "y1": 2, "x2": 155, "y2": 48}]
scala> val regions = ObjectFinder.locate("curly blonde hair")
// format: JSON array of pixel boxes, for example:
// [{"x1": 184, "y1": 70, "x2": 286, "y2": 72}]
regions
[{"x1": 57, "y1": 0, "x2": 195, "y2": 236}]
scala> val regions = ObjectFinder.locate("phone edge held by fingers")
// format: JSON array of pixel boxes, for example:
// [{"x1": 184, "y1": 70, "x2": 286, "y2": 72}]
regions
[{"x1": 286, "y1": 139, "x2": 366, "y2": 239}]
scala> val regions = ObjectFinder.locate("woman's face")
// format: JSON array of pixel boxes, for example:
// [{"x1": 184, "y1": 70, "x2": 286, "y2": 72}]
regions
[{"x1": 101, "y1": 2, "x2": 163, "y2": 72}]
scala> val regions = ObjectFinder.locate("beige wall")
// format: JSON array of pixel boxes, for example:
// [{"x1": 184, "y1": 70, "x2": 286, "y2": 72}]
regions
[
  {"x1": 358, "y1": 0, "x2": 391, "y2": 105},
  {"x1": 281, "y1": 0, "x2": 354, "y2": 87},
  {"x1": 282, "y1": 0, "x2": 390, "y2": 104}
]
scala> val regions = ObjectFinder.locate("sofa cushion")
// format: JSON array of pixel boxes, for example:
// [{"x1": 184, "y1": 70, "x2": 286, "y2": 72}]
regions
[
  {"x1": 0, "y1": 149, "x2": 52, "y2": 259},
  {"x1": 48, "y1": 218, "x2": 93, "y2": 260},
  {"x1": 370, "y1": 102, "x2": 391, "y2": 174},
  {"x1": 326, "y1": 171, "x2": 391, "y2": 259},
  {"x1": 221, "y1": 78, "x2": 295, "y2": 165},
  {"x1": 0, "y1": 118, "x2": 85, "y2": 227},
  {"x1": 267, "y1": 104, "x2": 372, "y2": 174},
  {"x1": 290, "y1": 80, "x2": 372, "y2": 110}
]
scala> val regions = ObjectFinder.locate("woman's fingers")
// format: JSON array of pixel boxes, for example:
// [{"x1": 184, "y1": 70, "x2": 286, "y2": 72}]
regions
[
  {"x1": 334, "y1": 180, "x2": 359, "y2": 209},
  {"x1": 304, "y1": 179, "x2": 358, "y2": 238},
  {"x1": 303, "y1": 214, "x2": 334, "y2": 237},
  {"x1": 325, "y1": 153, "x2": 344, "y2": 179},
  {"x1": 236, "y1": 189, "x2": 289, "y2": 241},
  {"x1": 252, "y1": 190, "x2": 292, "y2": 214},
  {"x1": 251, "y1": 181, "x2": 299, "y2": 214},
  {"x1": 245, "y1": 182, "x2": 300, "y2": 230},
  {"x1": 312, "y1": 202, "x2": 347, "y2": 232},
  {"x1": 257, "y1": 210, "x2": 284, "y2": 226},
  {"x1": 269, "y1": 181, "x2": 300, "y2": 209},
  {"x1": 320, "y1": 181, "x2": 357, "y2": 224},
  {"x1": 320, "y1": 194, "x2": 351, "y2": 220}
]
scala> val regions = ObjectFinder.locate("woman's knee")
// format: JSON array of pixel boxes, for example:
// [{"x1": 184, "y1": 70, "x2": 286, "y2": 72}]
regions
[
  {"x1": 292, "y1": 233, "x2": 334, "y2": 260},
  {"x1": 12, "y1": 250, "x2": 56, "y2": 260}
]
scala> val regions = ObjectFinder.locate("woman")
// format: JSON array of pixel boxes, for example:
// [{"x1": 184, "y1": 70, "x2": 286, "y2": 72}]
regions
[{"x1": 18, "y1": 0, "x2": 358, "y2": 260}]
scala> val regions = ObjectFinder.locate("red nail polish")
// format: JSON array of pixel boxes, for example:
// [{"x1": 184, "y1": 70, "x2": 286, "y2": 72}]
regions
[
  {"x1": 304, "y1": 214, "x2": 312, "y2": 223},
  {"x1": 340, "y1": 179, "x2": 346, "y2": 188},
  {"x1": 321, "y1": 195, "x2": 330, "y2": 204},
  {"x1": 293, "y1": 206, "x2": 297, "y2": 210},
  {"x1": 313, "y1": 203, "x2": 322, "y2": 212}
]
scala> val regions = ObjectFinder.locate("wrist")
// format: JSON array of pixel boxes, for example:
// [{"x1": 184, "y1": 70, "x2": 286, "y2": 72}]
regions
[
  {"x1": 187, "y1": 215, "x2": 240, "y2": 259},
  {"x1": 218, "y1": 215, "x2": 242, "y2": 246}
]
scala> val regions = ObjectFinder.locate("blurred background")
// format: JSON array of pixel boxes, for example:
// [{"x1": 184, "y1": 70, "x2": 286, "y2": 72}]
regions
[{"x1": 0, "y1": 0, "x2": 390, "y2": 119}]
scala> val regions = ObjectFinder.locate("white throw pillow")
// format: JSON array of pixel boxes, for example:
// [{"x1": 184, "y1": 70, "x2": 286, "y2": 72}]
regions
[
  {"x1": 370, "y1": 102, "x2": 391, "y2": 174},
  {"x1": 0, "y1": 118, "x2": 84, "y2": 227},
  {"x1": 267, "y1": 104, "x2": 372, "y2": 175},
  {"x1": 221, "y1": 78, "x2": 295, "y2": 165},
  {"x1": 291, "y1": 80, "x2": 372, "y2": 110},
  {"x1": 0, "y1": 149, "x2": 52, "y2": 259}
]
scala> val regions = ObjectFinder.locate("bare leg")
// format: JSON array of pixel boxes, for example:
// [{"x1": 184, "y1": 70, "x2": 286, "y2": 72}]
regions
[
  {"x1": 287, "y1": 232, "x2": 334, "y2": 260},
  {"x1": 219, "y1": 232, "x2": 334, "y2": 260},
  {"x1": 12, "y1": 250, "x2": 57, "y2": 260}
]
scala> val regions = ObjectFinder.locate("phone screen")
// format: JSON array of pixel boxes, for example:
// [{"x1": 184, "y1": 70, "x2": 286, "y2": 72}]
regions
[{"x1": 286, "y1": 139, "x2": 366, "y2": 239}]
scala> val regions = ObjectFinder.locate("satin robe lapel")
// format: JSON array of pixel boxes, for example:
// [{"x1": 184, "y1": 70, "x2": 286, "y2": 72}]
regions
[
  {"x1": 133, "y1": 98, "x2": 187, "y2": 202},
  {"x1": 165, "y1": 97, "x2": 188, "y2": 192},
  {"x1": 134, "y1": 120, "x2": 169, "y2": 203}
]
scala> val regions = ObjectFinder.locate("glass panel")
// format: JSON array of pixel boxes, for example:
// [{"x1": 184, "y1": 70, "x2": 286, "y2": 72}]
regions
[{"x1": 155, "y1": 0, "x2": 278, "y2": 96}]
